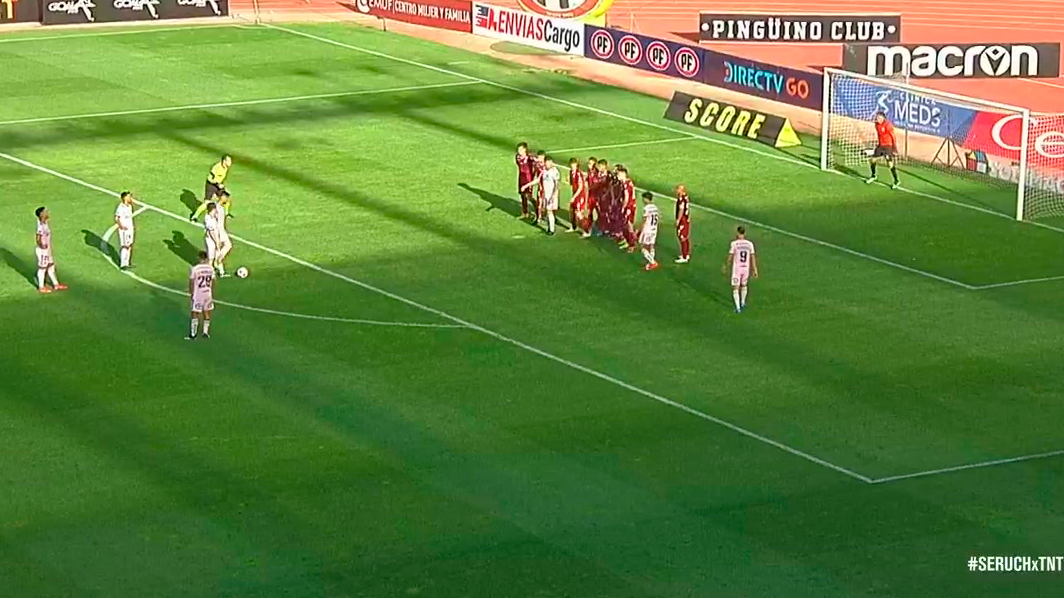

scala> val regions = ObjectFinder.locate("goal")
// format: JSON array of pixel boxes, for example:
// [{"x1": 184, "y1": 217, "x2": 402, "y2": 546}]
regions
[{"x1": 820, "y1": 67, "x2": 1064, "y2": 221}]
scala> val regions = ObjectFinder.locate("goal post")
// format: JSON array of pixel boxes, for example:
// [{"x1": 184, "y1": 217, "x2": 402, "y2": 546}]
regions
[{"x1": 820, "y1": 67, "x2": 1064, "y2": 221}]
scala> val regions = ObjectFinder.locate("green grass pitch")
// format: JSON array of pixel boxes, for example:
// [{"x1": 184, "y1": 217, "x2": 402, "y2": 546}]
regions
[{"x1": 2, "y1": 21, "x2": 1064, "y2": 598}]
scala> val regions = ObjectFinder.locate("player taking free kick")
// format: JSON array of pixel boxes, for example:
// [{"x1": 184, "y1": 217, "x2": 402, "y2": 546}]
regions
[
  {"x1": 187, "y1": 251, "x2": 216, "y2": 340},
  {"x1": 637, "y1": 191, "x2": 660, "y2": 271},
  {"x1": 34, "y1": 207, "x2": 67, "y2": 294},
  {"x1": 866, "y1": 111, "x2": 901, "y2": 190},
  {"x1": 724, "y1": 226, "x2": 758, "y2": 314}
]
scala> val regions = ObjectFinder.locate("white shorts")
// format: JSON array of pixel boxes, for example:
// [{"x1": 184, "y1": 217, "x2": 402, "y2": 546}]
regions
[
  {"x1": 731, "y1": 270, "x2": 750, "y2": 287},
  {"x1": 191, "y1": 294, "x2": 214, "y2": 313},
  {"x1": 35, "y1": 247, "x2": 53, "y2": 269},
  {"x1": 639, "y1": 230, "x2": 658, "y2": 246},
  {"x1": 217, "y1": 231, "x2": 231, "y2": 248},
  {"x1": 118, "y1": 227, "x2": 135, "y2": 247},
  {"x1": 544, "y1": 194, "x2": 559, "y2": 211}
]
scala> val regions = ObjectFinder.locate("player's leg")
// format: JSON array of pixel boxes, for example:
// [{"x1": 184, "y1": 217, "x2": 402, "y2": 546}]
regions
[
  {"x1": 731, "y1": 275, "x2": 743, "y2": 312},
  {"x1": 546, "y1": 208, "x2": 556, "y2": 235},
  {"x1": 201, "y1": 309, "x2": 212, "y2": 338},
  {"x1": 865, "y1": 156, "x2": 879, "y2": 184},
  {"x1": 739, "y1": 282, "x2": 750, "y2": 309},
  {"x1": 188, "y1": 309, "x2": 201, "y2": 339},
  {"x1": 676, "y1": 230, "x2": 690, "y2": 263},
  {"x1": 887, "y1": 156, "x2": 900, "y2": 189},
  {"x1": 46, "y1": 262, "x2": 65, "y2": 290},
  {"x1": 190, "y1": 199, "x2": 210, "y2": 222},
  {"x1": 205, "y1": 237, "x2": 218, "y2": 272}
]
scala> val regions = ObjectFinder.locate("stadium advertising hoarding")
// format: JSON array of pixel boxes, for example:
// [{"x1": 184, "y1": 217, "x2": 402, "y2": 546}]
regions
[
  {"x1": 699, "y1": 13, "x2": 901, "y2": 44},
  {"x1": 664, "y1": 91, "x2": 801, "y2": 149},
  {"x1": 842, "y1": 43, "x2": 1062, "y2": 79},
  {"x1": 832, "y1": 77, "x2": 980, "y2": 142},
  {"x1": 1, "y1": 0, "x2": 42, "y2": 23},
  {"x1": 515, "y1": 0, "x2": 613, "y2": 21},
  {"x1": 963, "y1": 111, "x2": 1064, "y2": 169},
  {"x1": 702, "y1": 54, "x2": 821, "y2": 110},
  {"x1": 347, "y1": 0, "x2": 472, "y2": 33},
  {"x1": 472, "y1": 3, "x2": 583, "y2": 55},
  {"x1": 42, "y1": 0, "x2": 227, "y2": 25},
  {"x1": 584, "y1": 26, "x2": 704, "y2": 81}
]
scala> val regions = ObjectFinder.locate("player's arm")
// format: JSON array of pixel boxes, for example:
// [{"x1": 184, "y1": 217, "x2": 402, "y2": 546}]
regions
[
  {"x1": 751, "y1": 253, "x2": 759, "y2": 278},
  {"x1": 36, "y1": 232, "x2": 45, "y2": 250},
  {"x1": 887, "y1": 123, "x2": 898, "y2": 154},
  {"x1": 722, "y1": 251, "x2": 733, "y2": 274},
  {"x1": 188, "y1": 273, "x2": 195, "y2": 296}
]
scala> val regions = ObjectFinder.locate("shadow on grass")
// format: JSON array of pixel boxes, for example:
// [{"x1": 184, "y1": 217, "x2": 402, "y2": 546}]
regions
[
  {"x1": 457, "y1": 182, "x2": 523, "y2": 219},
  {"x1": 0, "y1": 247, "x2": 36, "y2": 287},
  {"x1": 82, "y1": 229, "x2": 119, "y2": 266},
  {"x1": 164, "y1": 230, "x2": 199, "y2": 265},
  {"x1": 179, "y1": 189, "x2": 200, "y2": 212}
]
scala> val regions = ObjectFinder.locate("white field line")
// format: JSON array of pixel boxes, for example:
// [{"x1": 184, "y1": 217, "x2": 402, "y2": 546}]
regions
[
  {"x1": 257, "y1": 25, "x2": 1064, "y2": 240},
  {"x1": 97, "y1": 206, "x2": 467, "y2": 329},
  {"x1": 0, "y1": 150, "x2": 876, "y2": 485},
  {"x1": 0, "y1": 23, "x2": 239, "y2": 44},
  {"x1": 551, "y1": 163, "x2": 976, "y2": 289},
  {"x1": 972, "y1": 274, "x2": 1064, "y2": 290},
  {"x1": 549, "y1": 137, "x2": 697, "y2": 155},
  {"x1": 870, "y1": 449, "x2": 1064, "y2": 484},
  {"x1": 0, "y1": 81, "x2": 482, "y2": 128}
]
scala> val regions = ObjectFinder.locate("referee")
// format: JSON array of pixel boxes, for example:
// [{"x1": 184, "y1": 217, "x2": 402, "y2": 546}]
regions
[{"x1": 190, "y1": 154, "x2": 233, "y2": 222}]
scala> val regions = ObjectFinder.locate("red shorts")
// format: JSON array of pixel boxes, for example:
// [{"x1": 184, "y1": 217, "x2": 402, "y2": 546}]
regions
[{"x1": 625, "y1": 209, "x2": 635, "y2": 225}]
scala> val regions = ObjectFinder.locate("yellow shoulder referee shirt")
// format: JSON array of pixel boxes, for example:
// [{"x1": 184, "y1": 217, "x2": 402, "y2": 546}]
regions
[{"x1": 208, "y1": 161, "x2": 229, "y2": 185}]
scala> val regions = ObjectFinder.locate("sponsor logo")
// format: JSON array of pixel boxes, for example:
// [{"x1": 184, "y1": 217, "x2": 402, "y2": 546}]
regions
[
  {"x1": 354, "y1": 0, "x2": 471, "y2": 32},
  {"x1": 663, "y1": 91, "x2": 802, "y2": 149},
  {"x1": 589, "y1": 28, "x2": 614, "y2": 59},
  {"x1": 516, "y1": 0, "x2": 613, "y2": 20},
  {"x1": 356, "y1": 0, "x2": 368, "y2": 11},
  {"x1": 1, "y1": 0, "x2": 13, "y2": 20},
  {"x1": 177, "y1": 0, "x2": 221, "y2": 13},
  {"x1": 724, "y1": 61, "x2": 811, "y2": 102},
  {"x1": 618, "y1": 35, "x2": 641, "y2": 66},
  {"x1": 709, "y1": 57, "x2": 819, "y2": 110},
  {"x1": 474, "y1": 4, "x2": 581, "y2": 53},
  {"x1": 992, "y1": 113, "x2": 1064, "y2": 160},
  {"x1": 47, "y1": 0, "x2": 95, "y2": 20},
  {"x1": 646, "y1": 40, "x2": 670, "y2": 72},
  {"x1": 700, "y1": 13, "x2": 901, "y2": 43},
  {"x1": 844, "y1": 43, "x2": 1062, "y2": 79},
  {"x1": 965, "y1": 149, "x2": 1064, "y2": 195},
  {"x1": 674, "y1": 47, "x2": 700, "y2": 78},
  {"x1": 113, "y1": 0, "x2": 158, "y2": 18}
]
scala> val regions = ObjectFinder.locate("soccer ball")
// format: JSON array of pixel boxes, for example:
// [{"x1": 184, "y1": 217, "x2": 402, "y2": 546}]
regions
[{"x1": 235, "y1": 267, "x2": 249, "y2": 279}]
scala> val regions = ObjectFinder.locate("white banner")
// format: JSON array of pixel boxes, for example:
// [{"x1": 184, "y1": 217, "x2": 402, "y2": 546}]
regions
[{"x1": 472, "y1": 3, "x2": 584, "y2": 56}]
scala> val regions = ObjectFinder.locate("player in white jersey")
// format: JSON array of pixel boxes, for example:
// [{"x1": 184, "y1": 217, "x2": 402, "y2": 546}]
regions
[
  {"x1": 724, "y1": 226, "x2": 758, "y2": 313},
  {"x1": 202, "y1": 202, "x2": 224, "y2": 276},
  {"x1": 34, "y1": 207, "x2": 67, "y2": 294},
  {"x1": 187, "y1": 251, "x2": 215, "y2": 339},
  {"x1": 115, "y1": 191, "x2": 136, "y2": 270},
  {"x1": 214, "y1": 200, "x2": 233, "y2": 276},
  {"x1": 637, "y1": 191, "x2": 660, "y2": 271},
  {"x1": 539, "y1": 156, "x2": 561, "y2": 235}
]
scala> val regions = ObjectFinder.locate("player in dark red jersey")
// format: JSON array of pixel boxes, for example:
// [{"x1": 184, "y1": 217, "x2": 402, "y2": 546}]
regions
[
  {"x1": 866, "y1": 111, "x2": 901, "y2": 190},
  {"x1": 615, "y1": 166, "x2": 638, "y2": 252},
  {"x1": 594, "y1": 159, "x2": 611, "y2": 237},
  {"x1": 585, "y1": 157, "x2": 598, "y2": 236},
  {"x1": 567, "y1": 158, "x2": 591, "y2": 235},
  {"x1": 515, "y1": 142, "x2": 535, "y2": 219},
  {"x1": 675, "y1": 184, "x2": 691, "y2": 263}
]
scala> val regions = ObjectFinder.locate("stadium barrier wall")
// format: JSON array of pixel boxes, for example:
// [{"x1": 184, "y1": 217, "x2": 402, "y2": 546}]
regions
[{"x1": 0, "y1": 0, "x2": 228, "y2": 26}]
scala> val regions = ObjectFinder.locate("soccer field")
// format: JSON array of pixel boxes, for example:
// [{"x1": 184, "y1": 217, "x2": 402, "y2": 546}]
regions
[{"x1": 2, "y1": 21, "x2": 1064, "y2": 597}]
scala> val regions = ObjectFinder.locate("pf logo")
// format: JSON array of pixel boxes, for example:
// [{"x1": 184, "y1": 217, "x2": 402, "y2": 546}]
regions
[
  {"x1": 646, "y1": 40, "x2": 670, "y2": 72},
  {"x1": 618, "y1": 35, "x2": 642, "y2": 66},
  {"x1": 674, "y1": 47, "x2": 700, "y2": 78},
  {"x1": 589, "y1": 29, "x2": 614, "y2": 59}
]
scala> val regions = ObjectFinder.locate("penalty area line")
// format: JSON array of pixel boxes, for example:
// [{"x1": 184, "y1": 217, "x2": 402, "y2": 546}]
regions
[
  {"x1": 870, "y1": 448, "x2": 1064, "y2": 485},
  {"x1": 95, "y1": 199, "x2": 467, "y2": 329},
  {"x1": 2, "y1": 150, "x2": 875, "y2": 486}
]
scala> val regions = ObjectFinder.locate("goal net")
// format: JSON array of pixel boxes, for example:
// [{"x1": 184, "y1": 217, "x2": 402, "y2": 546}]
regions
[{"x1": 820, "y1": 67, "x2": 1064, "y2": 221}]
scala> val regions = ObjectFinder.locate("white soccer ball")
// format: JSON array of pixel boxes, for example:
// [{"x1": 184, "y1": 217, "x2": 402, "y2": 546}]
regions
[{"x1": 235, "y1": 267, "x2": 249, "y2": 279}]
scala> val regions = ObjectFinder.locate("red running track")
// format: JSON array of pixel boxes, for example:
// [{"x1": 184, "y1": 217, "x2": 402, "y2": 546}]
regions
[{"x1": 235, "y1": 0, "x2": 1064, "y2": 112}]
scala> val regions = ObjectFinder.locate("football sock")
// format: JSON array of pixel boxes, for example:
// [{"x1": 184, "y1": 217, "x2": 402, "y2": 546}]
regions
[
  {"x1": 680, "y1": 238, "x2": 690, "y2": 259},
  {"x1": 120, "y1": 247, "x2": 130, "y2": 267},
  {"x1": 47, "y1": 266, "x2": 58, "y2": 286},
  {"x1": 37, "y1": 268, "x2": 46, "y2": 289},
  {"x1": 650, "y1": 247, "x2": 656, "y2": 263},
  {"x1": 190, "y1": 318, "x2": 199, "y2": 337},
  {"x1": 740, "y1": 286, "x2": 748, "y2": 307},
  {"x1": 890, "y1": 167, "x2": 899, "y2": 183},
  {"x1": 203, "y1": 320, "x2": 211, "y2": 335},
  {"x1": 191, "y1": 201, "x2": 209, "y2": 220},
  {"x1": 733, "y1": 289, "x2": 742, "y2": 311},
  {"x1": 870, "y1": 163, "x2": 877, "y2": 177},
  {"x1": 546, "y1": 211, "x2": 556, "y2": 233},
  {"x1": 520, "y1": 193, "x2": 528, "y2": 215},
  {"x1": 642, "y1": 248, "x2": 653, "y2": 264}
]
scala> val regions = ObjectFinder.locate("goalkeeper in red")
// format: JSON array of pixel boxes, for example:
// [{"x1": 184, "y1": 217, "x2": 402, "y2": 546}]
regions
[{"x1": 866, "y1": 111, "x2": 901, "y2": 190}]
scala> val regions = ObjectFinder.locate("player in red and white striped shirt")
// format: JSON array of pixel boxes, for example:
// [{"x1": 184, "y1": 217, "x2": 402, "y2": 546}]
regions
[{"x1": 674, "y1": 184, "x2": 691, "y2": 264}]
